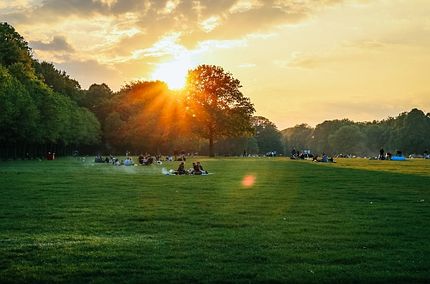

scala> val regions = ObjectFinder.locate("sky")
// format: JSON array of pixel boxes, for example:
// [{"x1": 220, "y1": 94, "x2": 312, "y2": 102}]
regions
[{"x1": 1, "y1": 0, "x2": 429, "y2": 129}]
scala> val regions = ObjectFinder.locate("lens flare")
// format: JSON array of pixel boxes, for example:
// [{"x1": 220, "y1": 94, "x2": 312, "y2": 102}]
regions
[{"x1": 242, "y1": 175, "x2": 256, "y2": 187}]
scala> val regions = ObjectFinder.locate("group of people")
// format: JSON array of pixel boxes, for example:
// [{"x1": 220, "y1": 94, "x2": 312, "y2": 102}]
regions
[
  {"x1": 172, "y1": 161, "x2": 208, "y2": 175},
  {"x1": 290, "y1": 148, "x2": 314, "y2": 160},
  {"x1": 94, "y1": 154, "x2": 136, "y2": 166},
  {"x1": 290, "y1": 148, "x2": 335, "y2": 163},
  {"x1": 313, "y1": 153, "x2": 335, "y2": 163}
]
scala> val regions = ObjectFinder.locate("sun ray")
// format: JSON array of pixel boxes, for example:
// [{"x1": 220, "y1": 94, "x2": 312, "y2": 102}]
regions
[{"x1": 151, "y1": 56, "x2": 193, "y2": 90}]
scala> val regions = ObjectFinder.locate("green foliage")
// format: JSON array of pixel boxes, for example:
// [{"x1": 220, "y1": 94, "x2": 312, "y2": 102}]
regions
[
  {"x1": 185, "y1": 65, "x2": 255, "y2": 156},
  {"x1": 281, "y1": 110, "x2": 430, "y2": 156},
  {"x1": 0, "y1": 22, "x2": 32, "y2": 68},
  {"x1": 328, "y1": 125, "x2": 367, "y2": 155},
  {"x1": 0, "y1": 23, "x2": 101, "y2": 158},
  {"x1": 252, "y1": 116, "x2": 283, "y2": 154},
  {"x1": 311, "y1": 119, "x2": 354, "y2": 155},
  {"x1": 282, "y1": 123, "x2": 313, "y2": 153},
  {"x1": 34, "y1": 61, "x2": 84, "y2": 103},
  {"x1": 0, "y1": 66, "x2": 39, "y2": 143}
]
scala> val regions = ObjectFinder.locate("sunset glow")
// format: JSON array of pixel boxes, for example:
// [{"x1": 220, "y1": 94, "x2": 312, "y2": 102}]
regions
[
  {"x1": 151, "y1": 57, "x2": 192, "y2": 90},
  {"x1": 3, "y1": 0, "x2": 429, "y2": 128}
]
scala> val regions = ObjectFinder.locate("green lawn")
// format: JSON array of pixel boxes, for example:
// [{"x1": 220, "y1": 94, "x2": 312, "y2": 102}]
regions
[{"x1": 0, "y1": 157, "x2": 429, "y2": 283}]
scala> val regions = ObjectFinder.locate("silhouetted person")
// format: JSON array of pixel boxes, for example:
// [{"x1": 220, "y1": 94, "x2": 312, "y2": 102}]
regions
[
  {"x1": 379, "y1": 148, "x2": 385, "y2": 160},
  {"x1": 197, "y1": 161, "x2": 208, "y2": 174},
  {"x1": 192, "y1": 162, "x2": 202, "y2": 175},
  {"x1": 175, "y1": 162, "x2": 187, "y2": 175},
  {"x1": 291, "y1": 148, "x2": 297, "y2": 159}
]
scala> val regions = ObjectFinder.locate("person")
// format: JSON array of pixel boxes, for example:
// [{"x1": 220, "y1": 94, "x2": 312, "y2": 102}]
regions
[
  {"x1": 145, "y1": 156, "x2": 154, "y2": 165},
  {"x1": 291, "y1": 148, "x2": 297, "y2": 159},
  {"x1": 138, "y1": 154, "x2": 145, "y2": 165},
  {"x1": 124, "y1": 157, "x2": 133, "y2": 166},
  {"x1": 175, "y1": 162, "x2": 187, "y2": 175},
  {"x1": 197, "y1": 161, "x2": 208, "y2": 174},
  {"x1": 379, "y1": 148, "x2": 385, "y2": 160},
  {"x1": 191, "y1": 162, "x2": 202, "y2": 175},
  {"x1": 95, "y1": 154, "x2": 104, "y2": 163},
  {"x1": 321, "y1": 153, "x2": 328, "y2": 163},
  {"x1": 386, "y1": 152, "x2": 392, "y2": 160}
]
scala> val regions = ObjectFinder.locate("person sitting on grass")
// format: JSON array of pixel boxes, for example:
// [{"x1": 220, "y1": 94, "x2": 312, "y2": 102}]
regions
[
  {"x1": 124, "y1": 157, "x2": 134, "y2": 166},
  {"x1": 174, "y1": 162, "x2": 187, "y2": 175},
  {"x1": 313, "y1": 153, "x2": 335, "y2": 163},
  {"x1": 197, "y1": 161, "x2": 208, "y2": 174},
  {"x1": 191, "y1": 162, "x2": 202, "y2": 175},
  {"x1": 144, "y1": 156, "x2": 154, "y2": 165},
  {"x1": 138, "y1": 154, "x2": 145, "y2": 165}
]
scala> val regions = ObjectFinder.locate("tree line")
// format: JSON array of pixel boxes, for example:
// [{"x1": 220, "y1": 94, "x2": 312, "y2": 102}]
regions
[
  {"x1": 282, "y1": 108, "x2": 430, "y2": 156},
  {"x1": 0, "y1": 23, "x2": 100, "y2": 159},
  {"x1": 1, "y1": 22, "x2": 428, "y2": 159}
]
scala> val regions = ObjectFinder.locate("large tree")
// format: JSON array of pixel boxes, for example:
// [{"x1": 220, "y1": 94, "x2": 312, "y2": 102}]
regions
[{"x1": 185, "y1": 65, "x2": 255, "y2": 157}]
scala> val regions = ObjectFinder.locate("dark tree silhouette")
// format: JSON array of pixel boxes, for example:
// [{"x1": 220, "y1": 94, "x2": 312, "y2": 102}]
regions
[
  {"x1": 185, "y1": 65, "x2": 255, "y2": 157},
  {"x1": 252, "y1": 116, "x2": 283, "y2": 154}
]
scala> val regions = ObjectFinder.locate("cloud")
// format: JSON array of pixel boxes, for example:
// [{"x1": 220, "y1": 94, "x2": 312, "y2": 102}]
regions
[
  {"x1": 30, "y1": 36, "x2": 74, "y2": 51},
  {"x1": 2, "y1": 0, "x2": 346, "y2": 50}
]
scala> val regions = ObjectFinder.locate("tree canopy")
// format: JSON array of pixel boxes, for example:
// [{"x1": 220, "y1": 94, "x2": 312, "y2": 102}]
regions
[
  {"x1": 0, "y1": 22, "x2": 101, "y2": 159},
  {"x1": 185, "y1": 65, "x2": 255, "y2": 156}
]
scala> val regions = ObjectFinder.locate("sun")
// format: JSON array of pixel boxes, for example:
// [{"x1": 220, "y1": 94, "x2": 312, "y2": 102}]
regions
[{"x1": 151, "y1": 57, "x2": 192, "y2": 90}]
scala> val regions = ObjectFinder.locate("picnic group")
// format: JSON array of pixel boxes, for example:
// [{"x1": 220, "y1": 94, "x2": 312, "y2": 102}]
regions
[{"x1": 94, "y1": 152, "x2": 208, "y2": 175}]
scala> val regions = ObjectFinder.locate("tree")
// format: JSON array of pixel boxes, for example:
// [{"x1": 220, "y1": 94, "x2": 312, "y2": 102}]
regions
[
  {"x1": 0, "y1": 22, "x2": 32, "y2": 68},
  {"x1": 34, "y1": 61, "x2": 84, "y2": 103},
  {"x1": 103, "y1": 81, "x2": 193, "y2": 154},
  {"x1": 0, "y1": 66, "x2": 39, "y2": 144},
  {"x1": 282, "y1": 123, "x2": 313, "y2": 153},
  {"x1": 252, "y1": 116, "x2": 283, "y2": 154},
  {"x1": 328, "y1": 125, "x2": 367, "y2": 155},
  {"x1": 185, "y1": 65, "x2": 255, "y2": 157},
  {"x1": 389, "y1": 109, "x2": 430, "y2": 154},
  {"x1": 81, "y1": 83, "x2": 114, "y2": 120},
  {"x1": 311, "y1": 119, "x2": 354, "y2": 155}
]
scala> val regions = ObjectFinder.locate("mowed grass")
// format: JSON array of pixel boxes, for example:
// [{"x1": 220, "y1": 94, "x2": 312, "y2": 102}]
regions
[{"x1": 0, "y1": 157, "x2": 429, "y2": 283}]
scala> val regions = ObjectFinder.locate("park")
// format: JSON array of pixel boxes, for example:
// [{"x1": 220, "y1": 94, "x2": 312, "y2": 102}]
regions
[
  {"x1": 1, "y1": 1, "x2": 430, "y2": 282},
  {"x1": 0, "y1": 157, "x2": 429, "y2": 282}
]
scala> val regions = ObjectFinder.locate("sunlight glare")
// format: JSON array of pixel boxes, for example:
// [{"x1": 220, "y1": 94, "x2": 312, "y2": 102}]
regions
[{"x1": 151, "y1": 57, "x2": 192, "y2": 90}]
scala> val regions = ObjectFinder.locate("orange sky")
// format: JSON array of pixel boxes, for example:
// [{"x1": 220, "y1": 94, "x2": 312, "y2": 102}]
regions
[{"x1": 2, "y1": 0, "x2": 429, "y2": 129}]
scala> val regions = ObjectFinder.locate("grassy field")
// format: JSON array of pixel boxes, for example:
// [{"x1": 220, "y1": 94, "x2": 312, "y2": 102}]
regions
[{"x1": 0, "y1": 157, "x2": 429, "y2": 283}]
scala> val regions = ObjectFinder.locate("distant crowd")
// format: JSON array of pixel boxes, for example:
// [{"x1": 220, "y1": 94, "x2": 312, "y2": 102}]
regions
[
  {"x1": 290, "y1": 148, "x2": 335, "y2": 163},
  {"x1": 94, "y1": 152, "x2": 188, "y2": 166},
  {"x1": 93, "y1": 152, "x2": 209, "y2": 175}
]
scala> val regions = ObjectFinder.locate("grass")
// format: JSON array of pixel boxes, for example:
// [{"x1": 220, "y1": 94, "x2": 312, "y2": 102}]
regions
[{"x1": 0, "y1": 157, "x2": 429, "y2": 283}]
